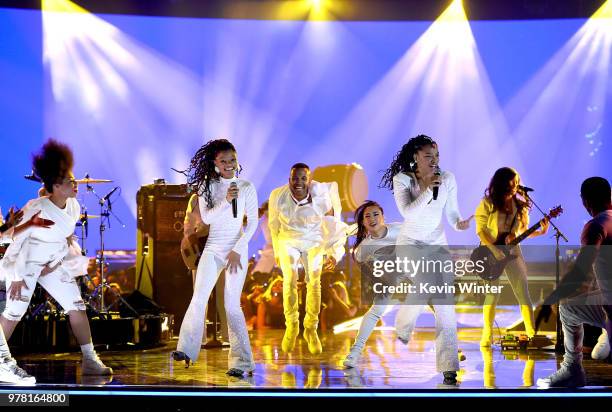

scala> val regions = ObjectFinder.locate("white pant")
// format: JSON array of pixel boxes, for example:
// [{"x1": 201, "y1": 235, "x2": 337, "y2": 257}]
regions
[
  {"x1": 278, "y1": 242, "x2": 324, "y2": 329},
  {"x1": 177, "y1": 251, "x2": 254, "y2": 371},
  {"x1": 395, "y1": 304, "x2": 460, "y2": 372},
  {"x1": 560, "y1": 301, "x2": 612, "y2": 367},
  {"x1": 3, "y1": 267, "x2": 85, "y2": 321},
  {"x1": 350, "y1": 304, "x2": 388, "y2": 353}
]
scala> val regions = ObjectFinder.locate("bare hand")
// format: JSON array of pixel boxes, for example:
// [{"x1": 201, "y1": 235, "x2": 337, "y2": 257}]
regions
[
  {"x1": 457, "y1": 215, "x2": 474, "y2": 231},
  {"x1": 226, "y1": 184, "x2": 239, "y2": 204},
  {"x1": 8, "y1": 280, "x2": 29, "y2": 302},
  {"x1": 323, "y1": 255, "x2": 336, "y2": 271},
  {"x1": 28, "y1": 211, "x2": 54, "y2": 229},
  {"x1": 41, "y1": 261, "x2": 61, "y2": 277},
  {"x1": 540, "y1": 217, "x2": 550, "y2": 234},
  {"x1": 226, "y1": 250, "x2": 243, "y2": 274},
  {"x1": 7, "y1": 207, "x2": 24, "y2": 228}
]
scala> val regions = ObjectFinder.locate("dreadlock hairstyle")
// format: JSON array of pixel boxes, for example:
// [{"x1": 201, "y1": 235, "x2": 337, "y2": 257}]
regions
[
  {"x1": 352, "y1": 200, "x2": 384, "y2": 260},
  {"x1": 32, "y1": 139, "x2": 74, "y2": 193},
  {"x1": 485, "y1": 167, "x2": 530, "y2": 217},
  {"x1": 176, "y1": 139, "x2": 240, "y2": 209},
  {"x1": 379, "y1": 134, "x2": 437, "y2": 191}
]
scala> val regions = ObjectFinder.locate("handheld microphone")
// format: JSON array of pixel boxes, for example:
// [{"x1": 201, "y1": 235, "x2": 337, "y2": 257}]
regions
[
  {"x1": 230, "y1": 181, "x2": 238, "y2": 218},
  {"x1": 101, "y1": 186, "x2": 119, "y2": 204},
  {"x1": 432, "y1": 166, "x2": 441, "y2": 201},
  {"x1": 518, "y1": 185, "x2": 534, "y2": 193}
]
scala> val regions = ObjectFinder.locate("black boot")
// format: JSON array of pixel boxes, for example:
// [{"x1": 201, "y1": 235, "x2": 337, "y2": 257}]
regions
[
  {"x1": 443, "y1": 371, "x2": 457, "y2": 385},
  {"x1": 171, "y1": 351, "x2": 191, "y2": 368},
  {"x1": 226, "y1": 368, "x2": 253, "y2": 378}
]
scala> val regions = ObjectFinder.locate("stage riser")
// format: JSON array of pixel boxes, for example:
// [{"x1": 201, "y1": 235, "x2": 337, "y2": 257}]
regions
[{"x1": 7, "y1": 315, "x2": 173, "y2": 353}]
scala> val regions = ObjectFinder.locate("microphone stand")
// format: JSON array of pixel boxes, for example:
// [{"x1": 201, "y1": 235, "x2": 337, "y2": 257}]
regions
[{"x1": 523, "y1": 191, "x2": 568, "y2": 353}]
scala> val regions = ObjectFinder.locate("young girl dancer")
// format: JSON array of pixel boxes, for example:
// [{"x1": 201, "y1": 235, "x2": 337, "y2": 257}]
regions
[{"x1": 172, "y1": 139, "x2": 258, "y2": 377}]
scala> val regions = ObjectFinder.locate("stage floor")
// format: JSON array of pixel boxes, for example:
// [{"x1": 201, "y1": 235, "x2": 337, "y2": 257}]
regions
[{"x1": 7, "y1": 328, "x2": 612, "y2": 391}]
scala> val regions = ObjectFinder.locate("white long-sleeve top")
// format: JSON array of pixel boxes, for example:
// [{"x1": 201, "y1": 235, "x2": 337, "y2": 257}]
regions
[
  {"x1": 392, "y1": 171, "x2": 463, "y2": 245},
  {"x1": 198, "y1": 176, "x2": 258, "y2": 261},
  {"x1": 268, "y1": 180, "x2": 343, "y2": 254},
  {"x1": 354, "y1": 222, "x2": 402, "y2": 263}
]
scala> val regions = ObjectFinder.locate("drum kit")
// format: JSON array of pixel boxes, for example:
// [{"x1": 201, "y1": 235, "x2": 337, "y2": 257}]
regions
[{"x1": 21, "y1": 173, "x2": 137, "y2": 319}]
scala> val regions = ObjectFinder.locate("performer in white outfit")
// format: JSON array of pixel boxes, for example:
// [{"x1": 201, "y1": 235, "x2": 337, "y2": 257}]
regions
[
  {"x1": 379, "y1": 135, "x2": 472, "y2": 385},
  {"x1": 0, "y1": 140, "x2": 113, "y2": 381},
  {"x1": 268, "y1": 163, "x2": 346, "y2": 354},
  {"x1": 342, "y1": 200, "x2": 401, "y2": 368},
  {"x1": 172, "y1": 139, "x2": 258, "y2": 377}
]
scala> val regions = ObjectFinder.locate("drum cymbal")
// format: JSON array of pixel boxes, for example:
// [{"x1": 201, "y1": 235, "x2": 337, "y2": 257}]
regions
[{"x1": 75, "y1": 178, "x2": 113, "y2": 184}]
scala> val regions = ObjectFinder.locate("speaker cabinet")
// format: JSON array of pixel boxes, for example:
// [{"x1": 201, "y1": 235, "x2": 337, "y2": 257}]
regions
[{"x1": 135, "y1": 183, "x2": 193, "y2": 333}]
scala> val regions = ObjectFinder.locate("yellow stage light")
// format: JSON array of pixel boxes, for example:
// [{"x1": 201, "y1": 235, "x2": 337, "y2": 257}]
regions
[
  {"x1": 592, "y1": 0, "x2": 612, "y2": 19},
  {"x1": 42, "y1": 0, "x2": 87, "y2": 13}
]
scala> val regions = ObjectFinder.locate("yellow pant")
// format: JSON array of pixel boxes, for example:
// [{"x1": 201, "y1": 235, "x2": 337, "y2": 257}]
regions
[{"x1": 278, "y1": 241, "x2": 325, "y2": 330}]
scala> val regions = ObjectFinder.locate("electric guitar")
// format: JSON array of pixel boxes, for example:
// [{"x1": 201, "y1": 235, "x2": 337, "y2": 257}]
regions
[
  {"x1": 471, "y1": 205, "x2": 563, "y2": 281},
  {"x1": 180, "y1": 225, "x2": 209, "y2": 271}
]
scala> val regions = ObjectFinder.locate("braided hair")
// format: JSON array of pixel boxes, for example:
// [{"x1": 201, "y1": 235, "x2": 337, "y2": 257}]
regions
[
  {"x1": 32, "y1": 139, "x2": 74, "y2": 193},
  {"x1": 352, "y1": 200, "x2": 384, "y2": 260},
  {"x1": 379, "y1": 134, "x2": 437, "y2": 191},
  {"x1": 177, "y1": 139, "x2": 240, "y2": 209}
]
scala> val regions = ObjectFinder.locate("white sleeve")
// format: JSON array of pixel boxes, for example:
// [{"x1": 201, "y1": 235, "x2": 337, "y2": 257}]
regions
[
  {"x1": 232, "y1": 183, "x2": 259, "y2": 253},
  {"x1": 443, "y1": 172, "x2": 463, "y2": 231},
  {"x1": 199, "y1": 193, "x2": 231, "y2": 225},
  {"x1": 268, "y1": 189, "x2": 281, "y2": 255},
  {"x1": 329, "y1": 181, "x2": 342, "y2": 222},
  {"x1": 392, "y1": 174, "x2": 432, "y2": 219}
]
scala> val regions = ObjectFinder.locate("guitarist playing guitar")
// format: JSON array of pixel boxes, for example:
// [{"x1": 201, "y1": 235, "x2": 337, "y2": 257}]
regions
[{"x1": 474, "y1": 167, "x2": 553, "y2": 348}]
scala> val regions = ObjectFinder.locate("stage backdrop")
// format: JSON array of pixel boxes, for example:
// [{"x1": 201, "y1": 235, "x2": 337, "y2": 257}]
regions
[{"x1": 1, "y1": 7, "x2": 610, "y2": 257}]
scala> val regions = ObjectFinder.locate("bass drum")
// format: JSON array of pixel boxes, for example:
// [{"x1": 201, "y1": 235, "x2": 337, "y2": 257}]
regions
[{"x1": 312, "y1": 163, "x2": 368, "y2": 212}]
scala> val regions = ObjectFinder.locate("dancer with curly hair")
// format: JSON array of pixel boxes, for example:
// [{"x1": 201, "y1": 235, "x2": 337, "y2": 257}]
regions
[
  {"x1": 0, "y1": 139, "x2": 112, "y2": 383},
  {"x1": 172, "y1": 139, "x2": 258, "y2": 377},
  {"x1": 380, "y1": 134, "x2": 472, "y2": 385}
]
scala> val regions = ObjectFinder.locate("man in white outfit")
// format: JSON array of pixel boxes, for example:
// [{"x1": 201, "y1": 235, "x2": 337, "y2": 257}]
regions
[{"x1": 268, "y1": 163, "x2": 344, "y2": 354}]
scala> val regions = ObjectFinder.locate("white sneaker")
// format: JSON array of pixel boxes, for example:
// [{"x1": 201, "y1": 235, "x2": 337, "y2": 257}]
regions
[
  {"x1": 537, "y1": 364, "x2": 586, "y2": 388},
  {"x1": 591, "y1": 330, "x2": 610, "y2": 361},
  {"x1": 0, "y1": 358, "x2": 36, "y2": 385},
  {"x1": 82, "y1": 355, "x2": 113, "y2": 375},
  {"x1": 342, "y1": 348, "x2": 361, "y2": 369}
]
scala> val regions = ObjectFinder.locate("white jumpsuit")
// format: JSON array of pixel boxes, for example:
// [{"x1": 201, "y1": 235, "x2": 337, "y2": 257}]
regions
[
  {"x1": 176, "y1": 177, "x2": 258, "y2": 371},
  {"x1": 392, "y1": 171, "x2": 462, "y2": 372}
]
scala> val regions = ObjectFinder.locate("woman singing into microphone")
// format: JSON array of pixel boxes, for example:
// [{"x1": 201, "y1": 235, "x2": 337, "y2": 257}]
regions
[
  {"x1": 475, "y1": 167, "x2": 549, "y2": 347},
  {"x1": 380, "y1": 134, "x2": 471, "y2": 385},
  {"x1": 172, "y1": 139, "x2": 258, "y2": 377}
]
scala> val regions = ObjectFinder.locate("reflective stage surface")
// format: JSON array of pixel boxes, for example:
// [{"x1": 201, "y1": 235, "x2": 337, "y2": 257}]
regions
[{"x1": 5, "y1": 307, "x2": 612, "y2": 391}]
